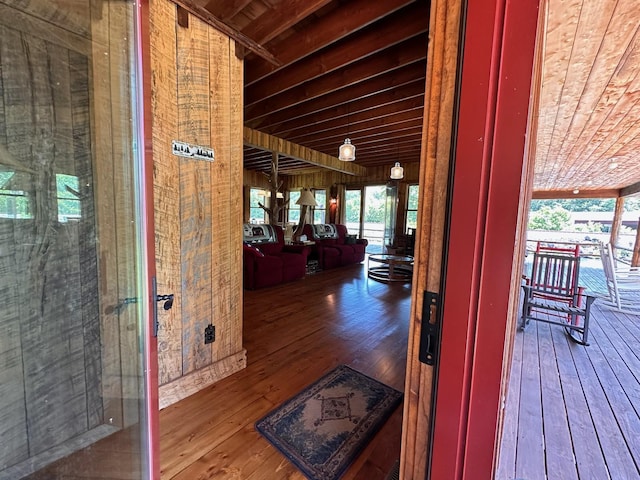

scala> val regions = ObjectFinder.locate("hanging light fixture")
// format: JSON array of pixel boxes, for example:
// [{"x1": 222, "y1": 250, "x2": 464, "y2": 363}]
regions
[
  {"x1": 390, "y1": 162, "x2": 404, "y2": 180},
  {"x1": 339, "y1": 138, "x2": 356, "y2": 161}
]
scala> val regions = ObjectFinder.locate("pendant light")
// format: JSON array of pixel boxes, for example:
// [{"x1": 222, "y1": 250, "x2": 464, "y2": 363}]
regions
[
  {"x1": 339, "y1": 138, "x2": 356, "y2": 161},
  {"x1": 390, "y1": 161, "x2": 404, "y2": 179}
]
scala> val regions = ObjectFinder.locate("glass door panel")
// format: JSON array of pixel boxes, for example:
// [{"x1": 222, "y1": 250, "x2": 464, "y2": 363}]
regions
[
  {"x1": 363, "y1": 185, "x2": 386, "y2": 253},
  {"x1": 345, "y1": 188, "x2": 362, "y2": 238},
  {"x1": 0, "y1": 1, "x2": 152, "y2": 478}
]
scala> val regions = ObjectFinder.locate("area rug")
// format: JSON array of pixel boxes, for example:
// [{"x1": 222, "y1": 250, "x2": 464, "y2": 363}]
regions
[{"x1": 255, "y1": 364, "x2": 403, "y2": 480}]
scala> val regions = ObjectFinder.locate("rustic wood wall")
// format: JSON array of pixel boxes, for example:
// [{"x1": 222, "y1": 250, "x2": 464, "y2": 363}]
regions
[
  {"x1": 150, "y1": 0, "x2": 245, "y2": 409},
  {"x1": 0, "y1": 0, "x2": 142, "y2": 474}
]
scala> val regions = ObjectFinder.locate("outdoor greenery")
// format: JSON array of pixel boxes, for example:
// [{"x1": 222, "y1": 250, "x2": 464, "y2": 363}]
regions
[
  {"x1": 528, "y1": 205, "x2": 572, "y2": 231},
  {"x1": 530, "y1": 197, "x2": 640, "y2": 212}
]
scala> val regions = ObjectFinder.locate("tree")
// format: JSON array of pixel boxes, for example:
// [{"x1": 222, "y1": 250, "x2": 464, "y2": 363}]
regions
[{"x1": 528, "y1": 205, "x2": 572, "y2": 231}]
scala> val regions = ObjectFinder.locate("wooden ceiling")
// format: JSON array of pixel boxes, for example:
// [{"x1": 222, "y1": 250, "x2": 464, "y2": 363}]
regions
[
  {"x1": 534, "y1": 0, "x2": 640, "y2": 197},
  {"x1": 178, "y1": 0, "x2": 640, "y2": 196}
]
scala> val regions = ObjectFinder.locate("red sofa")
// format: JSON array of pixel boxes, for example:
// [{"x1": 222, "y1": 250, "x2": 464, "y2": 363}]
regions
[
  {"x1": 243, "y1": 224, "x2": 310, "y2": 289},
  {"x1": 302, "y1": 224, "x2": 368, "y2": 270}
]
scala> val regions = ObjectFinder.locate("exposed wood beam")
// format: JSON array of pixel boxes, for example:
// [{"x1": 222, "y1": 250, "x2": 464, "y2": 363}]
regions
[
  {"x1": 289, "y1": 112, "x2": 423, "y2": 146},
  {"x1": 531, "y1": 189, "x2": 620, "y2": 199},
  {"x1": 170, "y1": 0, "x2": 281, "y2": 65},
  {"x1": 245, "y1": 4, "x2": 429, "y2": 104},
  {"x1": 621, "y1": 181, "x2": 640, "y2": 197},
  {"x1": 242, "y1": 0, "x2": 333, "y2": 46},
  {"x1": 243, "y1": 127, "x2": 367, "y2": 176},
  {"x1": 247, "y1": 61, "x2": 426, "y2": 126},
  {"x1": 245, "y1": 34, "x2": 427, "y2": 109},
  {"x1": 269, "y1": 82, "x2": 425, "y2": 136},
  {"x1": 202, "y1": 0, "x2": 252, "y2": 21},
  {"x1": 245, "y1": 0, "x2": 415, "y2": 85}
]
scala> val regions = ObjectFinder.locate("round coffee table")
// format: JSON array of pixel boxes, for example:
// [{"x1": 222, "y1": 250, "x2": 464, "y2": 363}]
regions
[{"x1": 367, "y1": 254, "x2": 414, "y2": 282}]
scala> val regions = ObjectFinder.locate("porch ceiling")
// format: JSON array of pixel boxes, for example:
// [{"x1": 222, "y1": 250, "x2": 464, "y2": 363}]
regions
[{"x1": 179, "y1": 0, "x2": 640, "y2": 196}]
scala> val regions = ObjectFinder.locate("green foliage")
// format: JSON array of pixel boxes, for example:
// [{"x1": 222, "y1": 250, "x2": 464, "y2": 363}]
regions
[
  {"x1": 573, "y1": 221, "x2": 605, "y2": 233},
  {"x1": 345, "y1": 190, "x2": 361, "y2": 223},
  {"x1": 530, "y1": 197, "x2": 640, "y2": 212},
  {"x1": 528, "y1": 205, "x2": 572, "y2": 231}
]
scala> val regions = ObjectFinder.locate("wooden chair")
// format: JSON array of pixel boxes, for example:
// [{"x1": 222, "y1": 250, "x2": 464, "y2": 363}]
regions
[
  {"x1": 598, "y1": 242, "x2": 640, "y2": 314},
  {"x1": 521, "y1": 251, "x2": 596, "y2": 345}
]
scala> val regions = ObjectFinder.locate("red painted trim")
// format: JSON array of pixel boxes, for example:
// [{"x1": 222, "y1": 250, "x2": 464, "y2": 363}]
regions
[
  {"x1": 463, "y1": 0, "x2": 540, "y2": 476},
  {"x1": 135, "y1": 1, "x2": 160, "y2": 478},
  {"x1": 429, "y1": 0, "x2": 539, "y2": 478}
]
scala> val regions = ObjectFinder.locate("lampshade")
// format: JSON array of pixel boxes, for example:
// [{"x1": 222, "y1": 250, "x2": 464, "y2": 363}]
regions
[
  {"x1": 296, "y1": 189, "x2": 318, "y2": 207},
  {"x1": 338, "y1": 138, "x2": 356, "y2": 161},
  {"x1": 390, "y1": 162, "x2": 404, "y2": 180}
]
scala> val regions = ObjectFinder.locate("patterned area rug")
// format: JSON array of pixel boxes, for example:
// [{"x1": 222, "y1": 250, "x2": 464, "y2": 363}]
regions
[{"x1": 255, "y1": 364, "x2": 403, "y2": 480}]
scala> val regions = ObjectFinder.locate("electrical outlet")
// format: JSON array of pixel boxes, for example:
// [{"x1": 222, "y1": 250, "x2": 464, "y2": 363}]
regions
[{"x1": 204, "y1": 324, "x2": 215, "y2": 344}]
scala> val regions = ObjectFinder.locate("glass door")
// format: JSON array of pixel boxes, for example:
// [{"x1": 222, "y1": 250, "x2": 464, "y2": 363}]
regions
[
  {"x1": 0, "y1": 1, "x2": 154, "y2": 478},
  {"x1": 363, "y1": 185, "x2": 387, "y2": 253}
]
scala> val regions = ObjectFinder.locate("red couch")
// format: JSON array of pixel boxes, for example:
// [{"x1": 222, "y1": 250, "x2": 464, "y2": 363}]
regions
[
  {"x1": 302, "y1": 224, "x2": 368, "y2": 270},
  {"x1": 243, "y1": 224, "x2": 310, "y2": 289}
]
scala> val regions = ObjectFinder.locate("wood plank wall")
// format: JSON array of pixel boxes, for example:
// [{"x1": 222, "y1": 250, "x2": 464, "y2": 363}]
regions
[
  {"x1": 150, "y1": 0, "x2": 246, "y2": 409},
  {"x1": 0, "y1": 0, "x2": 128, "y2": 470}
]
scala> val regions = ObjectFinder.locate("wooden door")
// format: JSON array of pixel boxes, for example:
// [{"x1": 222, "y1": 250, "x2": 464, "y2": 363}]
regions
[
  {"x1": 0, "y1": 1, "x2": 157, "y2": 478},
  {"x1": 401, "y1": 0, "x2": 540, "y2": 478}
]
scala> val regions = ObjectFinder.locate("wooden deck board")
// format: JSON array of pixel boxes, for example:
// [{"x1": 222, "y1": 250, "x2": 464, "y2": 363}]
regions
[{"x1": 497, "y1": 260, "x2": 640, "y2": 479}]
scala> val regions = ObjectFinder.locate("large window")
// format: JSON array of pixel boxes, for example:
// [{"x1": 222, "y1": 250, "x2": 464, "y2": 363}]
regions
[
  {"x1": 345, "y1": 189, "x2": 362, "y2": 236},
  {"x1": 288, "y1": 190, "x2": 301, "y2": 223},
  {"x1": 249, "y1": 188, "x2": 266, "y2": 223},
  {"x1": 313, "y1": 189, "x2": 326, "y2": 223},
  {"x1": 406, "y1": 184, "x2": 419, "y2": 232}
]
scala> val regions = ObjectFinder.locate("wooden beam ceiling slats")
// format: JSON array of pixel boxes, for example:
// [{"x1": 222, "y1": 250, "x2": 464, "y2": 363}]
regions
[
  {"x1": 621, "y1": 181, "x2": 640, "y2": 197},
  {"x1": 171, "y1": 0, "x2": 281, "y2": 65},
  {"x1": 535, "y1": 0, "x2": 640, "y2": 193},
  {"x1": 291, "y1": 117, "x2": 424, "y2": 148},
  {"x1": 246, "y1": 48, "x2": 426, "y2": 126},
  {"x1": 552, "y1": 7, "x2": 638, "y2": 189},
  {"x1": 246, "y1": 60, "x2": 426, "y2": 127},
  {"x1": 245, "y1": 35, "x2": 427, "y2": 117},
  {"x1": 244, "y1": 3, "x2": 429, "y2": 105},
  {"x1": 202, "y1": 0, "x2": 252, "y2": 21},
  {"x1": 275, "y1": 102, "x2": 424, "y2": 141},
  {"x1": 268, "y1": 82, "x2": 425, "y2": 136},
  {"x1": 243, "y1": 127, "x2": 367, "y2": 176},
  {"x1": 240, "y1": 0, "x2": 333, "y2": 46},
  {"x1": 244, "y1": 0, "x2": 416, "y2": 85}
]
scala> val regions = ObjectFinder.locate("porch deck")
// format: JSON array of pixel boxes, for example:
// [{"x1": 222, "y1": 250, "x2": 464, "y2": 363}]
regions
[{"x1": 496, "y1": 260, "x2": 640, "y2": 479}]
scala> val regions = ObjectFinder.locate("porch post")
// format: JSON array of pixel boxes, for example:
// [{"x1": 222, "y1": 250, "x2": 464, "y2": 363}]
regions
[
  {"x1": 631, "y1": 217, "x2": 640, "y2": 267},
  {"x1": 609, "y1": 196, "x2": 624, "y2": 249}
]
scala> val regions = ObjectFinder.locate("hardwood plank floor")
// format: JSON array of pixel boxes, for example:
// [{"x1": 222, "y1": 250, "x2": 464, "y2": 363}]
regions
[
  {"x1": 496, "y1": 260, "x2": 640, "y2": 480},
  {"x1": 159, "y1": 263, "x2": 411, "y2": 479},
  {"x1": 23, "y1": 262, "x2": 410, "y2": 479}
]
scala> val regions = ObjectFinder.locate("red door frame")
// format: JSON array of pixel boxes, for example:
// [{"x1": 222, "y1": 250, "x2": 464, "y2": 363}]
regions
[
  {"x1": 135, "y1": 2, "x2": 160, "y2": 478},
  {"x1": 429, "y1": 0, "x2": 540, "y2": 478}
]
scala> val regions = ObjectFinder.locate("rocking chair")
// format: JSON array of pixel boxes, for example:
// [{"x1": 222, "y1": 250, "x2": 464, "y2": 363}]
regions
[{"x1": 521, "y1": 250, "x2": 596, "y2": 345}]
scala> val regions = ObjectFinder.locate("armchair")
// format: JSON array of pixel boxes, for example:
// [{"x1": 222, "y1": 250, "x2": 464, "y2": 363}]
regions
[{"x1": 243, "y1": 224, "x2": 310, "y2": 289}]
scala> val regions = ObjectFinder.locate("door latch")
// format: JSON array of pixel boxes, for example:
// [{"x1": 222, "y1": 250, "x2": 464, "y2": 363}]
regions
[
  {"x1": 151, "y1": 277, "x2": 174, "y2": 337},
  {"x1": 419, "y1": 291, "x2": 440, "y2": 365}
]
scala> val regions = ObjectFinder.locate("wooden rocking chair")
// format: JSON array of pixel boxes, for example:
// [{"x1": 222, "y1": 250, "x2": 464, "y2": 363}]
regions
[{"x1": 521, "y1": 251, "x2": 596, "y2": 345}]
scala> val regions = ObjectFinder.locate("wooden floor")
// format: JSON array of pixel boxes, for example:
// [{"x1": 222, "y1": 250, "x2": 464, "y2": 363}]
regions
[
  {"x1": 158, "y1": 263, "x2": 411, "y2": 479},
  {"x1": 496, "y1": 260, "x2": 640, "y2": 480},
  {"x1": 25, "y1": 263, "x2": 410, "y2": 479}
]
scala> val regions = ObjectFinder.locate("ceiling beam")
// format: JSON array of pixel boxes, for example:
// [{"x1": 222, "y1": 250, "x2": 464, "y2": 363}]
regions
[
  {"x1": 243, "y1": 127, "x2": 367, "y2": 176},
  {"x1": 621, "y1": 181, "x2": 640, "y2": 197},
  {"x1": 268, "y1": 81, "x2": 425, "y2": 136},
  {"x1": 532, "y1": 189, "x2": 621, "y2": 199},
  {"x1": 171, "y1": 0, "x2": 281, "y2": 65},
  {"x1": 241, "y1": 0, "x2": 333, "y2": 46},
  {"x1": 245, "y1": 34, "x2": 427, "y2": 109},
  {"x1": 247, "y1": 62, "x2": 426, "y2": 126},
  {"x1": 245, "y1": 4, "x2": 429, "y2": 104},
  {"x1": 245, "y1": 0, "x2": 415, "y2": 85}
]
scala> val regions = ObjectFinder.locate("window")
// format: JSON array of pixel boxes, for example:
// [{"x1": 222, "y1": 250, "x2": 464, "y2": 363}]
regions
[
  {"x1": 406, "y1": 184, "x2": 419, "y2": 232},
  {"x1": 249, "y1": 188, "x2": 266, "y2": 223},
  {"x1": 288, "y1": 190, "x2": 301, "y2": 223},
  {"x1": 0, "y1": 171, "x2": 32, "y2": 219},
  {"x1": 56, "y1": 174, "x2": 81, "y2": 222},
  {"x1": 313, "y1": 189, "x2": 326, "y2": 224}
]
